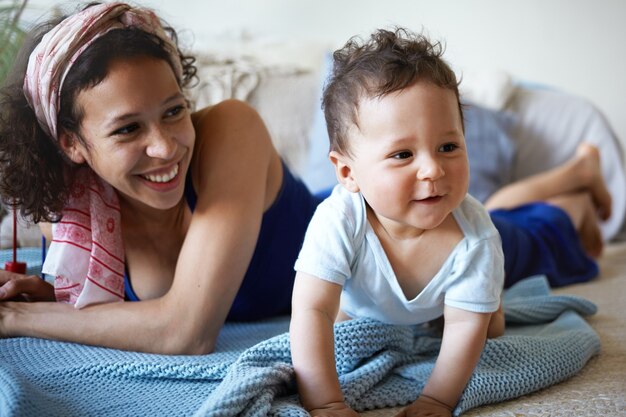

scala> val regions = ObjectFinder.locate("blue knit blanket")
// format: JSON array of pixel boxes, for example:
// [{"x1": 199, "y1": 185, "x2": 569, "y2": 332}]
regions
[{"x1": 0, "y1": 268, "x2": 599, "y2": 417}]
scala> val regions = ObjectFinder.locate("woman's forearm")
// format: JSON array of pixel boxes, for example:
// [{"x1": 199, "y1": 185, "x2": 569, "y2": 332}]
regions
[{"x1": 0, "y1": 295, "x2": 214, "y2": 354}]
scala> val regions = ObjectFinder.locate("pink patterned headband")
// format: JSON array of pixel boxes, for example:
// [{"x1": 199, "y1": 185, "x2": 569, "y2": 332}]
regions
[{"x1": 23, "y1": 2, "x2": 183, "y2": 140}]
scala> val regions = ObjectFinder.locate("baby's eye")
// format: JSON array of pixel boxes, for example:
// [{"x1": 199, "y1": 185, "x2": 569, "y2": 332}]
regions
[
  {"x1": 439, "y1": 143, "x2": 459, "y2": 153},
  {"x1": 112, "y1": 123, "x2": 139, "y2": 136},
  {"x1": 393, "y1": 151, "x2": 413, "y2": 160}
]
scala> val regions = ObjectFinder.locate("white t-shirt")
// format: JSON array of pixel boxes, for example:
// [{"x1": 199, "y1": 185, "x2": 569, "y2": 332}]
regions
[{"x1": 294, "y1": 185, "x2": 504, "y2": 325}]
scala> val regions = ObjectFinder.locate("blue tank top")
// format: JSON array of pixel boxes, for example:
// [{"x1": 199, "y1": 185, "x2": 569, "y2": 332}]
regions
[{"x1": 124, "y1": 163, "x2": 322, "y2": 321}]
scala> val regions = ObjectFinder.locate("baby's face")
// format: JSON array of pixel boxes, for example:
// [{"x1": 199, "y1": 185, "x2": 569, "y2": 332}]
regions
[{"x1": 345, "y1": 81, "x2": 468, "y2": 237}]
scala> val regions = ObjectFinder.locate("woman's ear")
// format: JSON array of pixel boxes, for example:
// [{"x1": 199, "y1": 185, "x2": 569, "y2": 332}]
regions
[
  {"x1": 329, "y1": 150, "x2": 359, "y2": 193},
  {"x1": 58, "y1": 131, "x2": 87, "y2": 164}
]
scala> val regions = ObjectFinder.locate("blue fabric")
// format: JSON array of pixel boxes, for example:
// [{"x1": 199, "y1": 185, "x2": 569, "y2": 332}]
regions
[
  {"x1": 130, "y1": 162, "x2": 321, "y2": 321},
  {"x1": 491, "y1": 203, "x2": 598, "y2": 288},
  {"x1": 463, "y1": 103, "x2": 516, "y2": 203},
  {"x1": 123, "y1": 265, "x2": 139, "y2": 302},
  {"x1": 0, "y1": 276, "x2": 599, "y2": 416}
]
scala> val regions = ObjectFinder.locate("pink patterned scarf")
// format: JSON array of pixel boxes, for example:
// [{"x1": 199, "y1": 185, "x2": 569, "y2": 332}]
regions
[
  {"x1": 24, "y1": 3, "x2": 182, "y2": 307},
  {"x1": 23, "y1": 2, "x2": 182, "y2": 139},
  {"x1": 42, "y1": 168, "x2": 126, "y2": 308}
]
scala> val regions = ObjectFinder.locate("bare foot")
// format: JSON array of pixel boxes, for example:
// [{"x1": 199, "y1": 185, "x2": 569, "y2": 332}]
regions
[{"x1": 575, "y1": 143, "x2": 612, "y2": 220}]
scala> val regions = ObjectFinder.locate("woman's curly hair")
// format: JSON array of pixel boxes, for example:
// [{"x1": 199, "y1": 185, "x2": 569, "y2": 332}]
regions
[
  {"x1": 0, "y1": 3, "x2": 197, "y2": 223},
  {"x1": 322, "y1": 27, "x2": 463, "y2": 156}
]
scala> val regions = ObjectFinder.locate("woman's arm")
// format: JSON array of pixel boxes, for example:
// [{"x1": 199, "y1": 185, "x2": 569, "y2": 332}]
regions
[
  {"x1": 290, "y1": 272, "x2": 358, "y2": 417},
  {"x1": 0, "y1": 100, "x2": 283, "y2": 354}
]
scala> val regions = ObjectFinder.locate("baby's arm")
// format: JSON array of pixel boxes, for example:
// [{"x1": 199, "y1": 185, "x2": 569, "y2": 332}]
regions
[
  {"x1": 290, "y1": 272, "x2": 359, "y2": 417},
  {"x1": 398, "y1": 305, "x2": 491, "y2": 417}
]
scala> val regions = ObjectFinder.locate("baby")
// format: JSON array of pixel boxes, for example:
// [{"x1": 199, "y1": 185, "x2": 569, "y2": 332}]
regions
[{"x1": 290, "y1": 28, "x2": 505, "y2": 417}]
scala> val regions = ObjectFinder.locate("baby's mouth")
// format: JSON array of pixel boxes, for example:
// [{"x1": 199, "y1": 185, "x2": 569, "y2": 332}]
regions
[{"x1": 415, "y1": 195, "x2": 442, "y2": 204}]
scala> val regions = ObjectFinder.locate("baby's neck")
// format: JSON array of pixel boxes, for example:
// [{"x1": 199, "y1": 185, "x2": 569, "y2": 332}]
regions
[
  {"x1": 368, "y1": 209, "x2": 463, "y2": 299},
  {"x1": 365, "y1": 206, "x2": 426, "y2": 242}
]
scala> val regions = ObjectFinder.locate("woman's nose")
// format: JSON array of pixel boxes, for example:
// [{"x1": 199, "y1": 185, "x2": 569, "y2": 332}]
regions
[{"x1": 146, "y1": 126, "x2": 177, "y2": 160}]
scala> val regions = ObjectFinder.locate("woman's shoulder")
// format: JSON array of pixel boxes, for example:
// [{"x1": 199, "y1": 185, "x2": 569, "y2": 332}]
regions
[
  {"x1": 190, "y1": 98, "x2": 271, "y2": 163},
  {"x1": 191, "y1": 99, "x2": 270, "y2": 161},
  {"x1": 187, "y1": 98, "x2": 278, "y2": 205}
]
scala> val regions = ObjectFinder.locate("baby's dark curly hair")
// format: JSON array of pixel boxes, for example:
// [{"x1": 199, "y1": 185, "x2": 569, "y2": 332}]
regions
[
  {"x1": 0, "y1": 4, "x2": 197, "y2": 223},
  {"x1": 322, "y1": 27, "x2": 463, "y2": 156}
]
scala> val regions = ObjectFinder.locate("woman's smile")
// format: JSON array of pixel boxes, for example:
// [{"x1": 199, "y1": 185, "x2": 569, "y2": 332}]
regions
[
  {"x1": 138, "y1": 161, "x2": 182, "y2": 192},
  {"x1": 140, "y1": 162, "x2": 180, "y2": 183}
]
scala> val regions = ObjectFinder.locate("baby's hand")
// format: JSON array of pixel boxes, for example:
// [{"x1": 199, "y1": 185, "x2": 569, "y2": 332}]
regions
[
  {"x1": 394, "y1": 395, "x2": 453, "y2": 417},
  {"x1": 308, "y1": 401, "x2": 360, "y2": 417},
  {"x1": 0, "y1": 271, "x2": 55, "y2": 302}
]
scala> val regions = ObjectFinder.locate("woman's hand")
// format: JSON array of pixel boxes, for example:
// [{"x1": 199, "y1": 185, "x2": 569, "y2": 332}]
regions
[
  {"x1": 394, "y1": 395, "x2": 453, "y2": 417},
  {"x1": 0, "y1": 271, "x2": 55, "y2": 302}
]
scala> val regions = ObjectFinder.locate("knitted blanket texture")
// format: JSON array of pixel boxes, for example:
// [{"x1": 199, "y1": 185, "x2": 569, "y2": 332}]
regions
[{"x1": 0, "y1": 249, "x2": 600, "y2": 417}]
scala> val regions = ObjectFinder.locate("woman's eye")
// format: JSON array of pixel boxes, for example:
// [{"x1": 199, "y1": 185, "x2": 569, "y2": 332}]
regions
[
  {"x1": 112, "y1": 123, "x2": 139, "y2": 136},
  {"x1": 439, "y1": 143, "x2": 458, "y2": 153},
  {"x1": 393, "y1": 151, "x2": 413, "y2": 160},
  {"x1": 165, "y1": 105, "x2": 185, "y2": 118}
]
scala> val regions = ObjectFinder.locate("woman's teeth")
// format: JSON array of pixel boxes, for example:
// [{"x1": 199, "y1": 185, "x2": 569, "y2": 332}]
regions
[{"x1": 141, "y1": 164, "x2": 178, "y2": 183}]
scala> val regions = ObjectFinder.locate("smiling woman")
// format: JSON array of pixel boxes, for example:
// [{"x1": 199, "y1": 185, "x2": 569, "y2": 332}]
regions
[
  {"x1": 61, "y1": 56, "x2": 195, "y2": 211},
  {"x1": 0, "y1": 2, "x2": 321, "y2": 354}
]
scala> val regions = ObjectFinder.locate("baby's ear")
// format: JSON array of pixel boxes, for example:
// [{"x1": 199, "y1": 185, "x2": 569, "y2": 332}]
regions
[
  {"x1": 329, "y1": 150, "x2": 359, "y2": 193},
  {"x1": 58, "y1": 131, "x2": 87, "y2": 164}
]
